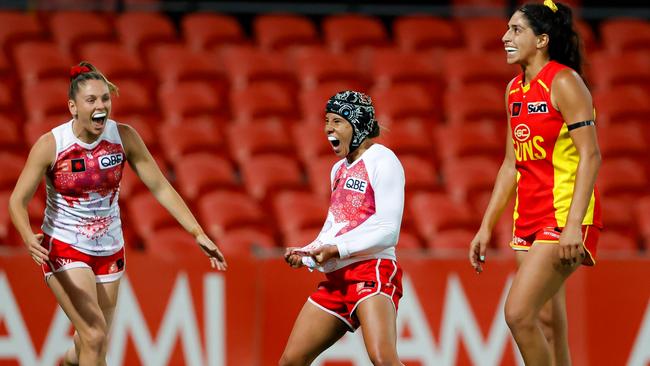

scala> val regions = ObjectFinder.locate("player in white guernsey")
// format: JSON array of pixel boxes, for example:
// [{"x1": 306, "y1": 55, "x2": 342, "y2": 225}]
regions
[
  {"x1": 280, "y1": 91, "x2": 405, "y2": 366},
  {"x1": 8, "y1": 62, "x2": 227, "y2": 366}
]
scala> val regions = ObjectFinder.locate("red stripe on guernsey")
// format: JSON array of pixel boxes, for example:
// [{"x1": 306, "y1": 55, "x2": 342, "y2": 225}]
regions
[
  {"x1": 508, "y1": 61, "x2": 601, "y2": 237},
  {"x1": 330, "y1": 160, "x2": 376, "y2": 236}
]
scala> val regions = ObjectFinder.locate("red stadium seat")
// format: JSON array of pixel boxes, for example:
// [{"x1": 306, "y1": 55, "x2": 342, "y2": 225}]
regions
[
  {"x1": 597, "y1": 124, "x2": 647, "y2": 161},
  {"x1": 458, "y1": 17, "x2": 508, "y2": 52},
  {"x1": 0, "y1": 11, "x2": 45, "y2": 56},
  {"x1": 23, "y1": 117, "x2": 67, "y2": 146},
  {"x1": 143, "y1": 227, "x2": 198, "y2": 260},
  {"x1": 444, "y1": 84, "x2": 504, "y2": 125},
  {"x1": 229, "y1": 84, "x2": 294, "y2": 122},
  {"x1": 600, "y1": 19, "x2": 650, "y2": 53},
  {"x1": 369, "y1": 48, "x2": 441, "y2": 91},
  {"x1": 436, "y1": 123, "x2": 503, "y2": 161},
  {"x1": 182, "y1": 13, "x2": 246, "y2": 52},
  {"x1": 14, "y1": 42, "x2": 72, "y2": 85},
  {"x1": 0, "y1": 116, "x2": 21, "y2": 152},
  {"x1": 293, "y1": 122, "x2": 331, "y2": 163},
  {"x1": 396, "y1": 230, "x2": 424, "y2": 251},
  {"x1": 443, "y1": 157, "x2": 500, "y2": 203},
  {"x1": 22, "y1": 80, "x2": 70, "y2": 122},
  {"x1": 443, "y1": 49, "x2": 517, "y2": 90},
  {"x1": 110, "y1": 80, "x2": 156, "y2": 118},
  {"x1": 0, "y1": 190, "x2": 11, "y2": 243},
  {"x1": 273, "y1": 191, "x2": 328, "y2": 241},
  {"x1": 372, "y1": 85, "x2": 438, "y2": 122},
  {"x1": 127, "y1": 192, "x2": 177, "y2": 241},
  {"x1": 115, "y1": 12, "x2": 177, "y2": 55},
  {"x1": 574, "y1": 20, "x2": 597, "y2": 53},
  {"x1": 221, "y1": 46, "x2": 294, "y2": 90},
  {"x1": 294, "y1": 47, "x2": 364, "y2": 90},
  {"x1": 173, "y1": 153, "x2": 238, "y2": 203},
  {"x1": 399, "y1": 154, "x2": 440, "y2": 193},
  {"x1": 602, "y1": 197, "x2": 639, "y2": 240},
  {"x1": 636, "y1": 196, "x2": 650, "y2": 250},
  {"x1": 375, "y1": 118, "x2": 436, "y2": 158},
  {"x1": 158, "y1": 81, "x2": 226, "y2": 121},
  {"x1": 597, "y1": 159, "x2": 648, "y2": 200},
  {"x1": 78, "y1": 42, "x2": 147, "y2": 82},
  {"x1": 198, "y1": 191, "x2": 270, "y2": 239},
  {"x1": 0, "y1": 152, "x2": 24, "y2": 191},
  {"x1": 598, "y1": 231, "x2": 639, "y2": 256},
  {"x1": 306, "y1": 155, "x2": 340, "y2": 201},
  {"x1": 146, "y1": 44, "x2": 225, "y2": 87},
  {"x1": 322, "y1": 14, "x2": 388, "y2": 53},
  {"x1": 426, "y1": 229, "x2": 476, "y2": 252},
  {"x1": 594, "y1": 86, "x2": 650, "y2": 126},
  {"x1": 282, "y1": 227, "x2": 323, "y2": 248},
  {"x1": 217, "y1": 228, "x2": 277, "y2": 256},
  {"x1": 409, "y1": 192, "x2": 479, "y2": 241},
  {"x1": 240, "y1": 154, "x2": 305, "y2": 201},
  {"x1": 393, "y1": 16, "x2": 460, "y2": 51},
  {"x1": 227, "y1": 120, "x2": 292, "y2": 163},
  {"x1": 254, "y1": 14, "x2": 319, "y2": 51},
  {"x1": 299, "y1": 83, "x2": 365, "y2": 121},
  {"x1": 158, "y1": 121, "x2": 224, "y2": 164},
  {"x1": 589, "y1": 51, "x2": 650, "y2": 92},
  {"x1": 49, "y1": 11, "x2": 114, "y2": 56}
]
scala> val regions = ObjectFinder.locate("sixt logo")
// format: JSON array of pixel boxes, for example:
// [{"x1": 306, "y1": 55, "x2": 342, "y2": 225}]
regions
[
  {"x1": 99, "y1": 153, "x2": 123, "y2": 170},
  {"x1": 344, "y1": 177, "x2": 367, "y2": 194},
  {"x1": 527, "y1": 102, "x2": 548, "y2": 114}
]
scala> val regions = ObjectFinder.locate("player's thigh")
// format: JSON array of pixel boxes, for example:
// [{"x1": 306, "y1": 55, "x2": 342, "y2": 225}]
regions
[
  {"x1": 282, "y1": 301, "x2": 348, "y2": 362},
  {"x1": 47, "y1": 267, "x2": 106, "y2": 333},
  {"x1": 506, "y1": 244, "x2": 578, "y2": 317},
  {"x1": 96, "y1": 278, "x2": 121, "y2": 329},
  {"x1": 356, "y1": 295, "x2": 399, "y2": 355}
]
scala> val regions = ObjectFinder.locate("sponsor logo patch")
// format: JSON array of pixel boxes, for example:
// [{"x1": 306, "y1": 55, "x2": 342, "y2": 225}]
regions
[
  {"x1": 514, "y1": 124, "x2": 531, "y2": 142},
  {"x1": 356, "y1": 281, "x2": 376, "y2": 295},
  {"x1": 99, "y1": 153, "x2": 123, "y2": 170},
  {"x1": 343, "y1": 177, "x2": 367, "y2": 194},
  {"x1": 71, "y1": 158, "x2": 86, "y2": 172},
  {"x1": 527, "y1": 101, "x2": 548, "y2": 114},
  {"x1": 511, "y1": 102, "x2": 522, "y2": 117}
]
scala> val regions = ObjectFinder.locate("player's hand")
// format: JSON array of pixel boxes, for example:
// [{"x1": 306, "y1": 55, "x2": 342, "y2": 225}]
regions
[
  {"x1": 25, "y1": 233, "x2": 48, "y2": 265},
  {"x1": 195, "y1": 233, "x2": 227, "y2": 271},
  {"x1": 310, "y1": 244, "x2": 339, "y2": 265},
  {"x1": 284, "y1": 247, "x2": 305, "y2": 268},
  {"x1": 558, "y1": 225, "x2": 584, "y2": 266},
  {"x1": 469, "y1": 229, "x2": 490, "y2": 274}
]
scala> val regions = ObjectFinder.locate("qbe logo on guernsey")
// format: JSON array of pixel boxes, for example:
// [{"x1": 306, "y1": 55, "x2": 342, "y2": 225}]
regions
[
  {"x1": 99, "y1": 153, "x2": 123, "y2": 169},
  {"x1": 344, "y1": 177, "x2": 368, "y2": 194}
]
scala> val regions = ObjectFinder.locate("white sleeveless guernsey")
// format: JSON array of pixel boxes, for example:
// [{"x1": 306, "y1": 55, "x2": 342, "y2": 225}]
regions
[{"x1": 42, "y1": 119, "x2": 125, "y2": 256}]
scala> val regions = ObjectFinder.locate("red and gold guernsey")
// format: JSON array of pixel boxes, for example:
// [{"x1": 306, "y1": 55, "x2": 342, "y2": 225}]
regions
[
  {"x1": 507, "y1": 61, "x2": 602, "y2": 238},
  {"x1": 42, "y1": 120, "x2": 126, "y2": 256}
]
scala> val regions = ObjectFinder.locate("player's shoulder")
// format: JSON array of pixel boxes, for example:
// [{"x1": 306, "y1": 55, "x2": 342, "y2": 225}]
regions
[{"x1": 364, "y1": 144, "x2": 403, "y2": 169}]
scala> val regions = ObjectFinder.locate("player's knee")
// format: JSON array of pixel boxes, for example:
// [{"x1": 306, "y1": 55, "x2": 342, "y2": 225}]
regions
[
  {"x1": 505, "y1": 303, "x2": 536, "y2": 332},
  {"x1": 79, "y1": 326, "x2": 108, "y2": 353},
  {"x1": 367, "y1": 346, "x2": 399, "y2": 366}
]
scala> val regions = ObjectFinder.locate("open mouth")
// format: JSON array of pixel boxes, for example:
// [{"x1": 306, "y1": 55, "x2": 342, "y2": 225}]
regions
[
  {"x1": 505, "y1": 47, "x2": 518, "y2": 54},
  {"x1": 328, "y1": 135, "x2": 340, "y2": 148},
  {"x1": 91, "y1": 111, "x2": 107, "y2": 124}
]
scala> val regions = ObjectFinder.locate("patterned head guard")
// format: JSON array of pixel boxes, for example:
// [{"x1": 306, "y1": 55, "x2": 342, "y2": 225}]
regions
[{"x1": 325, "y1": 90, "x2": 377, "y2": 153}]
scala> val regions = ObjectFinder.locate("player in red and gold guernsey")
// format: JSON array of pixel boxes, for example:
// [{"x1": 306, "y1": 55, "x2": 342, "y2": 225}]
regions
[
  {"x1": 469, "y1": 1, "x2": 601, "y2": 365},
  {"x1": 9, "y1": 62, "x2": 227, "y2": 366}
]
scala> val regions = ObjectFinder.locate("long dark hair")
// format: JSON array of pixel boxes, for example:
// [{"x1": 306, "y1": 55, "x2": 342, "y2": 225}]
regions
[{"x1": 518, "y1": 2, "x2": 584, "y2": 76}]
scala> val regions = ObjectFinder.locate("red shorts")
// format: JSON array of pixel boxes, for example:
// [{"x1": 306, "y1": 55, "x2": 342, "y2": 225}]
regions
[
  {"x1": 510, "y1": 225, "x2": 599, "y2": 266},
  {"x1": 41, "y1": 234, "x2": 126, "y2": 283},
  {"x1": 309, "y1": 258, "x2": 403, "y2": 331}
]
